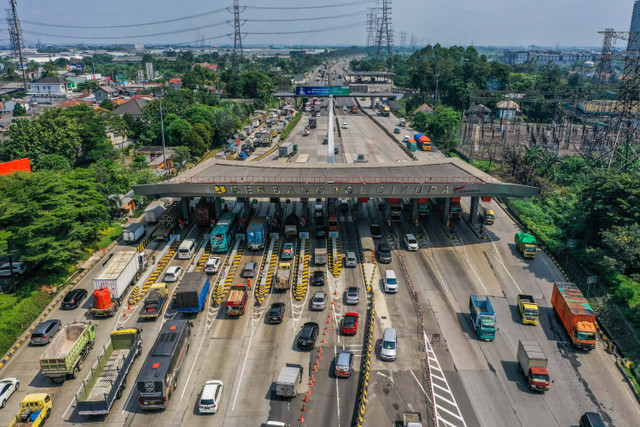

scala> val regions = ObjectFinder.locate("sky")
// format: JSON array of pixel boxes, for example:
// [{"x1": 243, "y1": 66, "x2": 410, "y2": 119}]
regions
[{"x1": 17, "y1": 0, "x2": 637, "y2": 48}]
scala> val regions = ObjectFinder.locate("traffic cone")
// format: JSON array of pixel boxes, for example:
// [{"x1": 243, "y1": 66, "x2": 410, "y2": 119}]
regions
[
  {"x1": 319, "y1": 348, "x2": 323, "y2": 354},
  {"x1": 311, "y1": 375, "x2": 315, "y2": 381},
  {"x1": 304, "y1": 393, "x2": 309, "y2": 402},
  {"x1": 300, "y1": 414, "x2": 305, "y2": 423},
  {"x1": 322, "y1": 338, "x2": 326, "y2": 344},
  {"x1": 302, "y1": 404, "x2": 306, "y2": 412},
  {"x1": 247, "y1": 279, "x2": 251, "y2": 290},
  {"x1": 318, "y1": 353, "x2": 322, "y2": 360},
  {"x1": 128, "y1": 304, "x2": 131, "y2": 310},
  {"x1": 313, "y1": 365, "x2": 318, "y2": 372},
  {"x1": 333, "y1": 290, "x2": 337, "y2": 296}
]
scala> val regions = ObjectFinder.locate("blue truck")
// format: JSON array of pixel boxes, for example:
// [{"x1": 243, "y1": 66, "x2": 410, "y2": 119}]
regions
[
  {"x1": 175, "y1": 272, "x2": 210, "y2": 313},
  {"x1": 247, "y1": 217, "x2": 269, "y2": 250},
  {"x1": 469, "y1": 295, "x2": 497, "y2": 341}
]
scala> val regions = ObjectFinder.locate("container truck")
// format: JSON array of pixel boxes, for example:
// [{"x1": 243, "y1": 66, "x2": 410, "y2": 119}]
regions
[
  {"x1": 279, "y1": 142, "x2": 294, "y2": 158},
  {"x1": 275, "y1": 364, "x2": 303, "y2": 398},
  {"x1": 140, "y1": 283, "x2": 169, "y2": 320},
  {"x1": 275, "y1": 262, "x2": 292, "y2": 291},
  {"x1": 406, "y1": 139, "x2": 417, "y2": 151},
  {"x1": 123, "y1": 222, "x2": 145, "y2": 243},
  {"x1": 76, "y1": 329, "x2": 143, "y2": 415},
  {"x1": 144, "y1": 201, "x2": 165, "y2": 224},
  {"x1": 91, "y1": 251, "x2": 148, "y2": 317},
  {"x1": 450, "y1": 197, "x2": 462, "y2": 220},
  {"x1": 247, "y1": 217, "x2": 269, "y2": 250},
  {"x1": 551, "y1": 282, "x2": 597, "y2": 350},
  {"x1": 8, "y1": 393, "x2": 52, "y2": 427},
  {"x1": 517, "y1": 340, "x2": 550, "y2": 392},
  {"x1": 174, "y1": 272, "x2": 210, "y2": 313},
  {"x1": 225, "y1": 285, "x2": 248, "y2": 316},
  {"x1": 314, "y1": 248, "x2": 327, "y2": 265},
  {"x1": 469, "y1": 295, "x2": 497, "y2": 341},
  {"x1": 39, "y1": 322, "x2": 97, "y2": 383},
  {"x1": 479, "y1": 206, "x2": 495, "y2": 225},
  {"x1": 517, "y1": 294, "x2": 539, "y2": 325},
  {"x1": 515, "y1": 233, "x2": 537, "y2": 259}
]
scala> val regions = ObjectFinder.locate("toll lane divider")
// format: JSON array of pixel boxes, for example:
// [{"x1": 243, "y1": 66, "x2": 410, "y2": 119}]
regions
[
  {"x1": 256, "y1": 235, "x2": 278, "y2": 305},
  {"x1": 328, "y1": 235, "x2": 342, "y2": 278},
  {"x1": 130, "y1": 239, "x2": 178, "y2": 305},
  {"x1": 213, "y1": 236, "x2": 245, "y2": 305},
  {"x1": 294, "y1": 235, "x2": 309, "y2": 301}
]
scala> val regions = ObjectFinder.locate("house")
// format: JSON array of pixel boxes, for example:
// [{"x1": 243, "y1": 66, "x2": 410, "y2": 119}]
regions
[
  {"x1": 94, "y1": 86, "x2": 118, "y2": 103},
  {"x1": 292, "y1": 74, "x2": 305, "y2": 84},
  {"x1": 0, "y1": 99, "x2": 29, "y2": 114},
  {"x1": 111, "y1": 98, "x2": 149, "y2": 118},
  {"x1": 106, "y1": 128, "x2": 131, "y2": 150},
  {"x1": 110, "y1": 191, "x2": 136, "y2": 216},
  {"x1": 58, "y1": 98, "x2": 93, "y2": 108},
  {"x1": 195, "y1": 62, "x2": 218, "y2": 71},
  {"x1": 27, "y1": 76, "x2": 73, "y2": 103},
  {"x1": 413, "y1": 103, "x2": 434, "y2": 115},
  {"x1": 168, "y1": 78, "x2": 182, "y2": 89},
  {"x1": 470, "y1": 104, "x2": 492, "y2": 121},
  {"x1": 496, "y1": 100, "x2": 520, "y2": 120},
  {"x1": 135, "y1": 146, "x2": 175, "y2": 171}
]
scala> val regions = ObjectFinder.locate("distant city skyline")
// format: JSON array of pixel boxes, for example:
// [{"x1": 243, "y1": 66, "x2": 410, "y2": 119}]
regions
[{"x1": 17, "y1": 0, "x2": 638, "y2": 48}]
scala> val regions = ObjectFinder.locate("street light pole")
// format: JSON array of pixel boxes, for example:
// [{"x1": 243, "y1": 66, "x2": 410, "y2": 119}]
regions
[{"x1": 159, "y1": 98, "x2": 168, "y2": 173}]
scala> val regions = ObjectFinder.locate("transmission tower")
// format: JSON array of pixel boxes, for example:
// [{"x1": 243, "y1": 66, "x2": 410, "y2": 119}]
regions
[
  {"x1": 375, "y1": 0, "x2": 392, "y2": 59},
  {"x1": 232, "y1": 0, "x2": 244, "y2": 68},
  {"x1": 366, "y1": 8, "x2": 377, "y2": 47},
  {"x1": 399, "y1": 31, "x2": 407, "y2": 47},
  {"x1": 7, "y1": 0, "x2": 27, "y2": 90},
  {"x1": 595, "y1": 28, "x2": 615, "y2": 83}
]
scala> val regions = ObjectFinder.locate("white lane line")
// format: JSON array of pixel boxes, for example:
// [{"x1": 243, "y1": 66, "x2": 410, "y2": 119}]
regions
[
  {"x1": 334, "y1": 344, "x2": 341, "y2": 427},
  {"x1": 453, "y1": 233, "x2": 488, "y2": 293},
  {"x1": 409, "y1": 369, "x2": 431, "y2": 403},
  {"x1": 487, "y1": 234, "x2": 523, "y2": 294},
  {"x1": 231, "y1": 302, "x2": 256, "y2": 411}
]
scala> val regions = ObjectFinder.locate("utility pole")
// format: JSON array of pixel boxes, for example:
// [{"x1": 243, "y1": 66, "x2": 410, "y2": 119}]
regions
[
  {"x1": 231, "y1": 0, "x2": 244, "y2": 69},
  {"x1": 7, "y1": 0, "x2": 27, "y2": 91},
  {"x1": 375, "y1": 0, "x2": 393, "y2": 60},
  {"x1": 595, "y1": 28, "x2": 615, "y2": 84},
  {"x1": 365, "y1": 8, "x2": 377, "y2": 48},
  {"x1": 159, "y1": 98, "x2": 168, "y2": 174}
]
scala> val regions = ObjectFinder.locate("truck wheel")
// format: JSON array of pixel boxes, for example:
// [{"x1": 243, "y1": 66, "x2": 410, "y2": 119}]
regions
[
  {"x1": 89, "y1": 340, "x2": 95, "y2": 350},
  {"x1": 45, "y1": 408, "x2": 51, "y2": 419},
  {"x1": 71, "y1": 366, "x2": 79, "y2": 379},
  {"x1": 116, "y1": 386, "x2": 123, "y2": 400},
  {"x1": 77, "y1": 359, "x2": 84, "y2": 371}
]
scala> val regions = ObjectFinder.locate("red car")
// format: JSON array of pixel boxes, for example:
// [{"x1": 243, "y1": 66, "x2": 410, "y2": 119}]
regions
[{"x1": 341, "y1": 313, "x2": 359, "y2": 335}]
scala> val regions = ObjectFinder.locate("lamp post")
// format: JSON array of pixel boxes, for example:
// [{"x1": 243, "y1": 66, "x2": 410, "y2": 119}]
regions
[{"x1": 159, "y1": 98, "x2": 168, "y2": 174}]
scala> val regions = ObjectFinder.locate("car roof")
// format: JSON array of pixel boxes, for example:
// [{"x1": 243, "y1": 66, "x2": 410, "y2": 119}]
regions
[
  {"x1": 166, "y1": 266, "x2": 181, "y2": 273},
  {"x1": 303, "y1": 322, "x2": 318, "y2": 328},
  {"x1": 313, "y1": 291, "x2": 325, "y2": 298},
  {"x1": 345, "y1": 312, "x2": 358, "y2": 317},
  {"x1": 406, "y1": 233, "x2": 416, "y2": 239},
  {"x1": 313, "y1": 270, "x2": 323, "y2": 276},
  {"x1": 271, "y1": 302, "x2": 285, "y2": 308},
  {"x1": 336, "y1": 350, "x2": 352, "y2": 363},
  {"x1": 245, "y1": 261, "x2": 256, "y2": 267},
  {"x1": 34, "y1": 319, "x2": 59, "y2": 332},
  {"x1": 378, "y1": 243, "x2": 390, "y2": 250},
  {"x1": 202, "y1": 380, "x2": 223, "y2": 398}
]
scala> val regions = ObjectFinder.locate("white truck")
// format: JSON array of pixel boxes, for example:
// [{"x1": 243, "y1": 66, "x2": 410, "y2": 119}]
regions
[
  {"x1": 275, "y1": 363, "x2": 303, "y2": 398},
  {"x1": 279, "y1": 143, "x2": 294, "y2": 157},
  {"x1": 93, "y1": 251, "x2": 148, "y2": 302},
  {"x1": 402, "y1": 412, "x2": 423, "y2": 427},
  {"x1": 314, "y1": 248, "x2": 327, "y2": 265},
  {"x1": 123, "y1": 222, "x2": 145, "y2": 243}
]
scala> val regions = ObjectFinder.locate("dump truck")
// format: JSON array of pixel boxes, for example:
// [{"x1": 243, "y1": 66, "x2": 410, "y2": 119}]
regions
[
  {"x1": 414, "y1": 134, "x2": 431, "y2": 151},
  {"x1": 282, "y1": 242, "x2": 295, "y2": 260},
  {"x1": 275, "y1": 363, "x2": 303, "y2": 398},
  {"x1": 552, "y1": 282, "x2": 597, "y2": 350},
  {"x1": 39, "y1": 322, "x2": 97, "y2": 383},
  {"x1": 279, "y1": 142, "x2": 294, "y2": 158},
  {"x1": 314, "y1": 248, "x2": 327, "y2": 265},
  {"x1": 402, "y1": 412, "x2": 423, "y2": 427},
  {"x1": 8, "y1": 393, "x2": 52, "y2": 427},
  {"x1": 152, "y1": 199, "x2": 182, "y2": 241},
  {"x1": 91, "y1": 251, "x2": 148, "y2": 317},
  {"x1": 517, "y1": 294, "x2": 539, "y2": 325},
  {"x1": 174, "y1": 272, "x2": 210, "y2": 314},
  {"x1": 140, "y1": 283, "x2": 169, "y2": 320},
  {"x1": 123, "y1": 222, "x2": 145, "y2": 243},
  {"x1": 76, "y1": 329, "x2": 143, "y2": 416},
  {"x1": 469, "y1": 295, "x2": 497, "y2": 341},
  {"x1": 515, "y1": 233, "x2": 537, "y2": 259},
  {"x1": 479, "y1": 205, "x2": 495, "y2": 225},
  {"x1": 225, "y1": 284, "x2": 249, "y2": 316},
  {"x1": 275, "y1": 262, "x2": 292, "y2": 291},
  {"x1": 517, "y1": 340, "x2": 550, "y2": 392}
]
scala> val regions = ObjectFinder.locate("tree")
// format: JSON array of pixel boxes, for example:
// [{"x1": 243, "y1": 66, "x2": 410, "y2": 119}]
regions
[
  {"x1": 166, "y1": 118, "x2": 192, "y2": 146},
  {"x1": 240, "y1": 71, "x2": 273, "y2": 99},
  {"x1": 211, "y1": 108, "x2": 241, "y2": 141},
  {"x1": 77, "y1": 80, "x2": 100, "y2": 92},
  {"x1": 12, "y1": 103, "x2": 27, "y2": 117},
  {"x1": 183, "y1": 65, "x2": 216, "y2": 90},
  {"x1": 38, "y1": 154, "x2": 71, "y2": 172},
  {"x1": 428, "y1": 107, "x2": 461, "y2": 152},
  {"x1": 99, "y1": 98, "x2": 115, "y2": 110},
  {"x1": 173, "y1": 146, "x2": 191, "y2": 170},
  {"x1": 413, "y1": 112, "x2": 430, "y2": 132},
  {"x1": 41, "y1": 62, "x2": 58, "y2": 78}
]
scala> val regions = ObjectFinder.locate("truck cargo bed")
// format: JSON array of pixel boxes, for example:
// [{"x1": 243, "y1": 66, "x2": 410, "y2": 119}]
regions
[{"x1": 86, "y1": 348, "x2": 130, "y2": 402}]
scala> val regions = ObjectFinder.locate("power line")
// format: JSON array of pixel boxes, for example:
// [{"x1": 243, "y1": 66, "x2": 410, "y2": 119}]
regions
[
  {"x1": 245, "y1": 10, "x2": 365, "y2": 22},
  {"x1": 7, "y1": 0, "x2": 27, "y2": 90},
  {"x1": 20, "y1": 7, "x2": 227, "y2": 29},
  {"x1": 244, "y1": 21, "x2": 366, "y2": 36},
  {"x1": 244, "y1": 0, "x2": 374, "y2": 10}
]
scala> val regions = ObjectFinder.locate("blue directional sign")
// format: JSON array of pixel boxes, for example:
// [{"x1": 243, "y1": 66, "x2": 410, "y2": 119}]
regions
[{"x1": 295, "y1": 86, "x2": 351, "y2": 97}]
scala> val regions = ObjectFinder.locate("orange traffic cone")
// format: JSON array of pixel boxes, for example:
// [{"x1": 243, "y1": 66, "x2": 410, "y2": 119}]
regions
[
  {"x1": 300, "y1": 414, "x2": 305, "y2": 423},
  {"x1": 318, "y1": 353, "x2": 322, "y2": 360},
  {"x1": 304, "y1": 393, "x2": 309, "y2": 402},
  {"x1": 247, "y1": 279, "x2": 252, "y2": 290},
  {"x1": 333, "y1": 290, "x2": 337, "y2": 296},
  {"x1": 302, "y1": 404, "x2": 306, "y2": 412},
  {"x1": 319, "y1": 348, "x2": 323, "y2": 354}
]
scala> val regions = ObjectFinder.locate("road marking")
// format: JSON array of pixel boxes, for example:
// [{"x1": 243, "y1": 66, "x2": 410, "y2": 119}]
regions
[
  {"x1": 334, "y1": 344, "x2": 341, "y2": 427},
  {"x1": 453, "y1": 233, "x2": 488, "y2": 293},
  {"x1": 487, "y1": 234, "x2": 523, "y2": 294},
  {"x1": 231, "y1": 302, "x2": 257, "y2": 411},
  {"x1": 409, "y1": 369, "x2": 431, "y2": 403}
]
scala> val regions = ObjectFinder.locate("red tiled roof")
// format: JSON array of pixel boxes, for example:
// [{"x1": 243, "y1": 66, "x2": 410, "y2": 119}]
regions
[{"x1": 168, "y1": 78, "x2": 182, "y2": 84}]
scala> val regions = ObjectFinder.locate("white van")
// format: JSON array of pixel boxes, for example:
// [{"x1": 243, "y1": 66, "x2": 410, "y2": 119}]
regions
[
  {"x1": 404, "y1": 234, "x2": 419, "y2": 251},
  {"x1": 380, "y1": 328, "x2": 398, "y2": 361},
  {"x1": 177, "y1": 238, "x2": 196, "y2": 260},
  {"x1": 383, "y1": 270, "x2": 398, "y2": 293}
]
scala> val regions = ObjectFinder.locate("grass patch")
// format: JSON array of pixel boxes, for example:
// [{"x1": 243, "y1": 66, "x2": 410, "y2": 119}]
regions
[
  {"x1": 280, "y1": 112, "x2": 302, "y2": 142},
  {"x1": 622, "y1": 363, "x2": 640, "y2": 395},
  {"x1": 471, "y1": 160, "x2": 501, "y2": 174},
  {"x1": 95, "y1": 224, "x2": 123, "y2": 250},
  {"x1": 0, "y1": 290, "x2": 54, "y2": 355}
]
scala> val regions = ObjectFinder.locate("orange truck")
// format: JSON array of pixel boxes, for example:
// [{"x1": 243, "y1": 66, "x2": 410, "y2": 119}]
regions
[
  {"x1": 551, "y1": 282, "x2": 597, "y2": 351},
  {"x1": 226, "y1": 285, "x2": 248, "y2": 316}
]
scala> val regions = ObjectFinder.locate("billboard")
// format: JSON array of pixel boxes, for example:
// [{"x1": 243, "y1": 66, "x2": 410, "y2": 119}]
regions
[{"x1": 295, "y1": 86, "x2": 351, "y2": 97}]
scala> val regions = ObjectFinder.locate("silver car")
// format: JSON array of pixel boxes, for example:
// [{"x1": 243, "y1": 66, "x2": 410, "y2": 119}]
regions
[
  {"x1": 345, "y1": 252, "x2": 358, "y2": 268},
  {"x1": 30, "y1": 319, "x2": 62, "y2": 345},
  {"x1": 311, "y1": 291, "x2": 327, "y2": 310},
  {"x1": 345, "y1": 287, "x2": 360, "y2": 305}
]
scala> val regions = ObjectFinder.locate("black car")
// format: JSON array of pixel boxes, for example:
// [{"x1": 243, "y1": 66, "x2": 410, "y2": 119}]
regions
[
  {"x1": 315, "y1": 225, "x2": 326, "y2": 238},
  {"x1": 297, "y1": 322, "x2": 319, "y2": 350},
  {"x1": 268, "y1": 302, "x2": 286, "y2": 324},
  {"x1": 61, "y1": 288, "x2": 88, "y2": 309},
  {"x1": 377, "y1": 243, "x2": 392, "y2": 264},
  {"x1": 370, "y1": 224, "x2": 382, "y2": 239},
  {"x1": 312, "y1": 270, "x2": 325, "y2": 286}
]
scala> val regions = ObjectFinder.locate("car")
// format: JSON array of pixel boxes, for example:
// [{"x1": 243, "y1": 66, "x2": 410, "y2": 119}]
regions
[
  {"x1": 345, "y1": 287, "x2": 360, "y2": 305},
  {"x1": 0, "y1": 377, "x2": 19, "y2": 408},
  {"x1": 579, "y1": 412, "x2": 605, "y2": 427},
  {"x1": 281, "y1": 243, "x2": 295, "y2": 260},
  {"x1": 198, "y1": 380, "x2": 224, "y2": 414},
  {"x1": 30, "y1": 319, "x2": 62, "y2": 345},
  {"x1": 164, "y1": 265, "x2": 183, "y2": 282},
  {"x1": 394, "y1": 128, "x2": 401, "y2": 134},
  {"x1": 61, "y1": 288, "x2": 88, "y2": 309},
  {"x1": 204, "y1": 256, "x2": 221, "y2": 274},
  {"x1": 311, "y1": 291, "x2": 328, "y2": 310},
  {"x1": 377, "y1": 243, "x2": 392, "y2": 264},
  {"x1": 322, "y1": 136, "x2": 328, "y2": 145},
  {"x1": 312, "y1": 270, "x2": 325, "y2": 286},
  {"x1": 315, "y1": 225, "x2": 326, "y2": 239},
  {"x1": 0, "y1": 261, "x2": 27, "y2": 278},
  {"x1": 334, "y1": 147, "x2": 339, "y2": 154},
  {"x1": 380, "y1": 328, "x2": 398, "y2": 361},
  {"x1": 370, "y1": 224, "x2": 382, "y2": 239},
  {"x1": 241, "y1": 261, "x2": 257, "y2": 278},
  {"x1": 268, "y1": 302, "x2": 286, "y2": 324},
  {"x1": 345, "y1": 252, "x2": 358, "y2": 268},
  {"x1": 404, "y1": 234, "x2": 419, "y2": 251},
  {"x1": 342, "y1": 122, "x2": 348, "y2": 129},
  {"x1": 343, "y1": 106, "x2": 348, "y2": 111},
  {"x1": 297, "y1": 322, "x2": 319, "y2": 350},
  {"x1": 403, "y1": 135, "x2": 410, "y2": 142},
  {"x1": 383, "y1": 270, "x2": 398, "y2": 293},
  {"x1": 341, "y1": 313, "x2": 359, "y2": 335},
  {"x1": 334, "y1": 350, "x2": 354, "y2": 378}
]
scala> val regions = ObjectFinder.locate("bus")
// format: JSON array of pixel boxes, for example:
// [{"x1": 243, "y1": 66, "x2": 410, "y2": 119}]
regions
[
  {"x1": 136, "y1": 320, "x2": 191, "y2": 410},
  {"x1": 210, "y1": 204, "x2": 244, "y2": 252}
]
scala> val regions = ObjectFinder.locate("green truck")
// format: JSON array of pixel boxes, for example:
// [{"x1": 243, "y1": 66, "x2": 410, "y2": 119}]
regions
[
  {"x1": 515, "y1": 233, "x2": 537, "y2": 259},
  {"x1": 39, "y1": 322, "x2": 97, "y2": 383}
]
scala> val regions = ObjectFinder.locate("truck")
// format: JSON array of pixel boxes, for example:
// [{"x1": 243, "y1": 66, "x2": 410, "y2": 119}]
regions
[
  {"x1": 479, "y1": 205, "x2": 495, "y2": 225},
  {"x1": 517, "y1": 294, "x2": 539, "y2": 325},
  {"x1": 144, "y1": 201, "x2": 165, "y2": 224},
  {"x1": 414, "y1": 134, "x2": 432, "y2": 151},
  {"x1": 275, "y1": 363, "x2": 303, "y2": 398},
  {"x1": 449, "y1": 197, "x2": 462, "y2": 220},
  {"x1": 551, "y1": 282, "x2": 597, "y2": 350},
  {"x1": 281, "y1": 242, "x2": 295, "y2": 260},
  {"x1": 247, "y1": 217, "x2": 269, "y2": 250},
  {"x1": 39, "y1": 322, "x2": 97, "y2": 383},
  {"x1": 140, "y1": 283, "x2": 169, "y2": 320},
  {"x1": 174, "y1": 272, "x2": 210, "y2": 313},
  {"x1": 390, "y1": 199, "x2": 402, "y2": 222},
  {"x1": 153, "y1": 199, "x2": 182, "y2": 241},
  {"x1": 351, "y1": 105, "x2": 359, "y2": 114},
  {"x1": 279, "y1": 142, "x2": 294, "y2": 158},
  {"x1": 8, "y1": 393, "x2": 52, "y2": 427},
  {"x1": 515, "y1": 233, "x2": 537, "y2": 259},
  {"x1": 303, "y1": 127, "x2": 310, "y2": 136},
  {"x1": 379, "y1": 104, "x2": 390, "y2": 116},
  {"x1": 91, "y1": 251, "x2": 148, "y2": 317},
  {"x1": 76, "y1": 329, "x2": 143, "y2": 415},
  {"x1": 308, "y1": 117, "x2": 317, "y2": 129},
  {"x1": 226, "y1": 284, "x2": 248, "y2": 316},
  {"x1": 399, "y1": 118, "x2": 407, "y2": 127},
  {"x1": 402, "y1": 412, "x2": 423, "y2": 427},
  {"x1": 417, "y1": 198, "x2": 430, "y2": 218},
  {"x1": 517, "y1": 340, "x2": 550, "y2": 392},
  {"x1": 314, "y1": 248, "x2": 327, "y2": 265},
  {"x1": 406, "y1": 139, "x2": 417, "y2": 151},
  {"x1": 123, "y1": 222, "x2": 145, "y2": 243},
  {"x1": 275, "y1": 262, "x2": 292, "y2": 291},
  {"x1": 469, "y1": 295, "x2": 497, "y2": 341},
  {"x1": 194, "y1": 198, "x2": 215, "y2": 227}
]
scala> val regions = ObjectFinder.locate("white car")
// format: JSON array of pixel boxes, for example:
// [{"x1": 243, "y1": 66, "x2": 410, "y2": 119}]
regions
[
  {"x1": 342, "y1": 122, "x2": 348, "y2": 129},
  {"x1": 199, "y1": 380, "x2": 223, "y2": 414},
  {"x1": 404, "y1": 234, "x2": 419, "y2": 251},
  {"x1": 164, "y1": 266, "x2": 183, "y2": 282},
  {"x1": 204, "y1": 256, "x2": 221, "y2": 274},
  {"x1": 0, "y1": 377, "x2": 19, "y2": 408}
]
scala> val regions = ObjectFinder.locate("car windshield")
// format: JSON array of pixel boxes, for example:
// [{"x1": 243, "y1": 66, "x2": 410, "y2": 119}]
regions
[
  {"x1": 269, "y1": 308, "x2": 280, "y2": 315},
  {"x1": 348, "y1": 288, "x2": 358, "y2": 295},
  {"x1": 383, "y1": 340, "x2": 396, "y2": 349},
  {"x1": 200, "y1": 399, "x2": 215, "y2": 405},
  {"x1": 344, "y1": 316, "x2": 356, "y2": 326},
  {"x1": 577, "y1": 331, "x2": 596, "y2": 340},
  {"x1": 409, "y1": 238, "x2": 417, "y2": 244},
  {"x1": 532, "y1": 374, "x2": 549, "y2": 383},
  {"x1": 212, "y1": 234, "x2": 223, "y2": 241},
  {"x1": 301, "y1": 328, "x2": 314, "y2": 338},
  {"x1": 387, "y1": 278, "x2": 397, "y2": 284},
  {"x1": 313, "y1": 296, "x2": 324, "y2": 302}
]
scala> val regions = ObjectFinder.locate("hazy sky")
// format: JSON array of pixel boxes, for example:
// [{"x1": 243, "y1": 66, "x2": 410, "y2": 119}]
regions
[{"x1": 18, "y1": 0, "x2": 636, "y2": 48}]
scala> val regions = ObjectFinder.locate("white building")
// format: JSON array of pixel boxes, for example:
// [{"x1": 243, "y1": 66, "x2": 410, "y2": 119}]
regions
[
  {"x1": 0, "y1": 98, "x2": 30, "y2": 114},
  {"x1": 27, "y1": 76, "x2": 72, "y2": 103}
]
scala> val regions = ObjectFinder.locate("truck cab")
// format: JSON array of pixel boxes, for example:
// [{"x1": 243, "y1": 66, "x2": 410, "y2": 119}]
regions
[
  {"x1": 9, "y1": 393, "x2": 52, "y2": 427},
  {"x1": 517, "y1": 294, "x2": 539, "y2": 325},
  {"x1": 515, "y1": 233, "x2": 537, "y2": 258}
]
